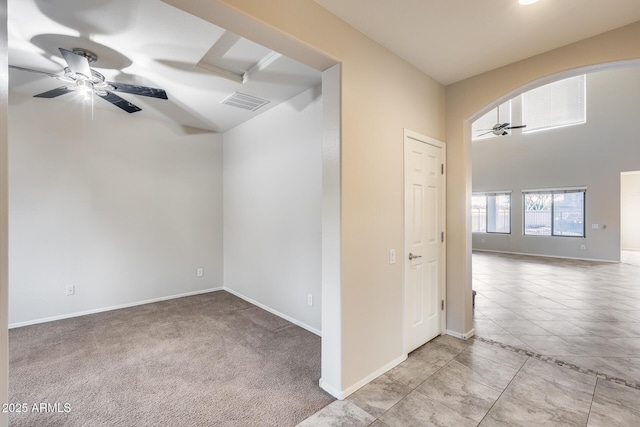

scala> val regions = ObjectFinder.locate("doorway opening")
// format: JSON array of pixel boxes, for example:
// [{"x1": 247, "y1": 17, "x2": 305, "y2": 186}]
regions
[{"x1": 621, "y1": 171, "x2": 640, "y2": 267}]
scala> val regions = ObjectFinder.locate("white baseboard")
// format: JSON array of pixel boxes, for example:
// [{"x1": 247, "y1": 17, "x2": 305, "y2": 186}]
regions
[
  {"x1": 446, "y1": 328, "x2": 475, "y2": 340},
  {"x1": 319, "y1": 378, "x2": 343, "y2": 400},
  {"x1": 472, "y1": 248, "x2": 618, "y2": 263},
  {"x1": 9, "y1": 287, "x2": 225, "y2": 329},
  {"x1": 10, "y1": 286, "x2": 322, "y2": 340},
  {"x1": 320, "y1": 353, "x2": 407, "y2": 400},
  {"x1": 223, "y1": 287, "x2": 321, "y2": 337}
]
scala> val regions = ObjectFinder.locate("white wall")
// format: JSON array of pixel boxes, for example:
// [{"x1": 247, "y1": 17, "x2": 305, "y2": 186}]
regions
[
  {"x1": 472, "y1": 66, "x2": 640, "y2": 261},
  {"x1": 621, "y1": 172, "x2": 640, "y2": 250},
  {"x1": 8, "y1": 94, "x2": 223, "y2": 326},
  {"x1": 223, "y1": 85, "x2": 323, "y2": 333}
]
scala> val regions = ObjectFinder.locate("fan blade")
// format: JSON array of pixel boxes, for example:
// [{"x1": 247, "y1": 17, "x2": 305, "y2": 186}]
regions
[
  {"x1": 10, "y1": 65, "x2": 58, "y2": 79},
  {"x1": 502, "y1": 131, "x2": 508, "y2": 136},
  {"x1": 59, "y1": 48, "x2": 92, "y2": 79},
  {"x1": 498, "y1": 123, "x2": 510, "y2": 129},
  {"x1": 97, "y1": 91, "x2": 142, "y2": 113},
  {"x1": 108, "y1": 82, "x2": 168, "y2": 99},
  {"x1": 477, "y1": 131, "x2": 493, "y2": 137},
  {"x1": 34, "y1": 86, "x2": 73, "y2": 98},
  {"x1": 505, "y1": 125, "x2": 527, "y2": 130},
  {"x1": 9, "y1": 65, "x2": 74, "y2": 82}
]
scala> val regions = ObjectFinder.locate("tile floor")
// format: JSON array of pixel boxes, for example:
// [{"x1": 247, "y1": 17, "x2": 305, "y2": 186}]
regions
[
  {"x1": 297, "y1": 335, "x2": 640, "y2": 426},
  {"x1": 473, "y1": 251, "x2": 640, "y2": 387},
  {"x1": 298, "y1": 251, "x2": 640, "y2": 426}
]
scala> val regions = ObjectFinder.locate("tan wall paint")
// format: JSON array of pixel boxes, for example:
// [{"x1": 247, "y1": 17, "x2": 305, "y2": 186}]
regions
[
  {"x1": 162, "y1": 0, "x2": 446, "y2": 393},
  {"x1": 1, "y1": 0, "x2": 8, "y2": 423},
  {"x1": 446, "y1": 21, "x2": 640, "y2": 334}
]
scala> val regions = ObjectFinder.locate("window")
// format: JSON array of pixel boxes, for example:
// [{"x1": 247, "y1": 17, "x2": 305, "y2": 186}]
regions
[
  {"x1": 472, "y1": 192, "x2": 511, "y2": 234},
  {"x1": 523, "y1": 75, "x2": 586, "y2": 133},
  {"x1": 472, "y1": 195, "x2": 487, "y2": 233},
  {"x1": 523, "y1": 189, "x2": 585, "y2": 237}
]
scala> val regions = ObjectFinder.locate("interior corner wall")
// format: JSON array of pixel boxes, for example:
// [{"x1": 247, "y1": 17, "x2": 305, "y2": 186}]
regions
[
  {"x1": 8, "y1": 95, "x2": 223, "y2": 326},
  {"x1": 472, "y1": 66, "x2": 640, "y2": 261},
  {"x1": 163, "y1": 0, "x2": 445, "y2": 397},
  {"x1": 222, "y1": 86, "x2": 323, "y2": 333},
  {"x1": 621, "y1": 172, "x2": 640, "y2": 250}
]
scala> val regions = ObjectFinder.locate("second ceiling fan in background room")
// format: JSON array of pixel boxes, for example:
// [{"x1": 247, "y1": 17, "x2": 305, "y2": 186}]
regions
[
  {"x1": 477, "y1": 108, "x2": 526, "y2": 137},
  {"x1": 477, "y1": 122, "x2": 527, "y2": 137}
]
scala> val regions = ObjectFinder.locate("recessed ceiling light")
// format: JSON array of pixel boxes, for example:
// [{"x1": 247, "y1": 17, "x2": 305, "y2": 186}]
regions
[{"x1": 519, "y1": 0, "x2": 538, "y2": 5}]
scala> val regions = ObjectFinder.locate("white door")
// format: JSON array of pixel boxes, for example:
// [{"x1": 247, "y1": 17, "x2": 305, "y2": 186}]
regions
[{"x1": 404, "y1": 130, "x2": 445, "y2": 354}]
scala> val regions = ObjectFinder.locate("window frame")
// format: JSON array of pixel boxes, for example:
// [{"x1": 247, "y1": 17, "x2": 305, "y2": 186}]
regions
[
  {"x1": 522, "y1": 188, "x2": 586, "y2": 238},
  {"x1": 472, "y1": 191, "x2": 512, "y2": 235}
]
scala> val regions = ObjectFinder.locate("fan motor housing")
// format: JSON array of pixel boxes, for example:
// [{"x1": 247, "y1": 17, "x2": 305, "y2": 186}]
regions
[{"x1": 71, "y1": 48, "x2": 98, "y2": 63}]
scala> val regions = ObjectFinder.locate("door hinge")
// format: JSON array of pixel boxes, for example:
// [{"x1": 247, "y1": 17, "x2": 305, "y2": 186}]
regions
[
  {"x1": 441, "y1": 231, "x2": 444, "y2": 243},
  {"x1": 441, "y1": 164, "x2": 444, "y2": 175},
  {"x1": 441, "y1": 299, "x2": 444, "y2": 310}
]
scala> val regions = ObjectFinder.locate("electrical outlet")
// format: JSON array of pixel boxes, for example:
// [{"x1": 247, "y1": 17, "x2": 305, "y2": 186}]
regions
[
  {"x1": 196, "y1": 268, "x2": 204, "y2": 277},
  {"x1": 308, "y1": 294, "x2": 313, "y2": 306},
  {"x1": 581, "y1": 245, "x2": 586, "y2": 250},
  {"x1": 66, "y1": 285, "x2": 75, "y2": 296},
  {"x1": 389, "y1": 249, "x2": 396, "y2": 264}
]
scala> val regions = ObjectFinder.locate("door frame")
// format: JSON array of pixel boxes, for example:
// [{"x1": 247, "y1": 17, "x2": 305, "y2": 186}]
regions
[{"x1": 403, "y1": 128, "x2": 447, "y2": 356}]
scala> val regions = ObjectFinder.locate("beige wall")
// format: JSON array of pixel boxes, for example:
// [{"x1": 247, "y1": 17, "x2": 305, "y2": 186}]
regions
[
  {"x1": 446, "y1": 21, "x2": 640, "y2": 334},
  {"x1": 1, "y1": 0, "x2": 8, "y2": 423},
  {"x1": 163, "y1": 0, "x2": 446, "y2": 395}
]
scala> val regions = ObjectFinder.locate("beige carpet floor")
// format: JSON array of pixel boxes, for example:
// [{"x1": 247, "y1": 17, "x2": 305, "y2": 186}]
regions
[{"x1": 9, "y1": 291, "x2": 333, "y2": 426}]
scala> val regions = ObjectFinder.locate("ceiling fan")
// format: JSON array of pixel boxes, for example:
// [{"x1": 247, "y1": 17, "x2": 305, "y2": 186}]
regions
[
  {"x1": 476, "y1": 107, "x2": 526, "y2": 136},
  {"x1": 9, "y1": 48, "x2": 168, "y2": 113},
  {"x1": 477, "y1": 122, "x2": 527, "y2": 137}
]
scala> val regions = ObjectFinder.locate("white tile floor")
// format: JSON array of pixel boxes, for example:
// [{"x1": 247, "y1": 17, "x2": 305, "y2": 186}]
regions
[
  {"x1": 473, "y1": 251, "x2": 640, "y2": 386},
  {"x1": 297, "y1": 335, "x2": 640, "y2": 426},
  {"x1": 297, "y1": 251, "x2": 640, "y2": 426}
]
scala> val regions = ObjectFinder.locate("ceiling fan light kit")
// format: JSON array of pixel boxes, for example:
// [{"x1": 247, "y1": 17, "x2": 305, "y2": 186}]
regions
[{"x1": 9, "y1": 47, "x2": 168, "y2": 114}]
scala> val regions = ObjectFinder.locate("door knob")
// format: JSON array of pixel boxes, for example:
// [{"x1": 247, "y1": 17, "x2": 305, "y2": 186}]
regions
[{"x1": 408, "y1": 253, "x2": 422, "y2": 260}]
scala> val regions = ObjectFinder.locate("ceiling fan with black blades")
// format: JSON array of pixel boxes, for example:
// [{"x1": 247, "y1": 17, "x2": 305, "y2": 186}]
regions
[
  {"x1": 476, "y1": 106, "x2": 527, "y2": 136},
  {"x1": 477, "y1": 122, "x2": 527, "y2": 137},
  {"x1": 9, "y1": 48, "x2": 168, "y2": 113}
]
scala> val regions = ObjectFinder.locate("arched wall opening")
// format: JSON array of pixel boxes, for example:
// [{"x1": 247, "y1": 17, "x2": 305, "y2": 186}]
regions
[
  {"x1": 446, "y1": 19, "x2": 640, "y2": 337},
  {"x1": 467, "y1": 59, "x2": 640, "y2": 262}
]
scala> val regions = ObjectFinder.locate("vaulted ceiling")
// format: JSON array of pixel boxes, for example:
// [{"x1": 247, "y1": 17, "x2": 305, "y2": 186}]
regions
[
  {"x1": 8, "y1": 0, "x2": 321, "y2": 132},
  {"x1": 315, "y1": 0, "x2": 640, "y2": 85}
]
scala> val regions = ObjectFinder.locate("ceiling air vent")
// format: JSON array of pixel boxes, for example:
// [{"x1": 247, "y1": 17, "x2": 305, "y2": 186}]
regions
[{"x1": 221, "y1": 92, "x2": 270, "y2": 111}]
